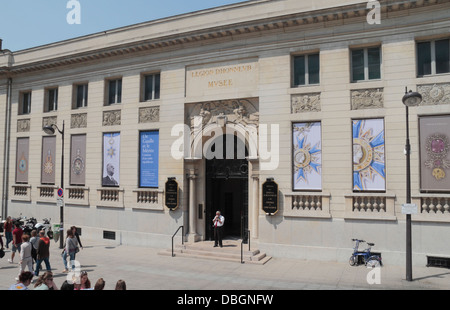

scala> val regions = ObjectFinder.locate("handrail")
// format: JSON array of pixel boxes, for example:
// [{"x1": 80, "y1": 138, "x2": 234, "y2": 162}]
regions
[
  {"x1": 172, "y1": 225, "x2": 184, "y2": 257},
  {"x1": 240, "y1": 230, "x2": 250, "y2": 264}
]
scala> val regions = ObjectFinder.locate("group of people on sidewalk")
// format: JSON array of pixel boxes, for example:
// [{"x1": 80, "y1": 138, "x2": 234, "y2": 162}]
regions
[
  {"x1": 1, "y1": 217, "x2": 126, "y2": 290},
  {"x1": 10, "y1": 270, "x2": 127, "y2": 290}
]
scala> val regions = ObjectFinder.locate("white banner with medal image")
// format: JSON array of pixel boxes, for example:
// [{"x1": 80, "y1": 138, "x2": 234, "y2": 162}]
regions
[{"x1": 102, "y1": 133, "x2": 120, "y2": 187}]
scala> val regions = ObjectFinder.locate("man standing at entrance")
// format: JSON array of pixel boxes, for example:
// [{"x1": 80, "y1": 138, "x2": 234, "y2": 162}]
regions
[{"x1": 213, "y1": 211, "x2": 225, "y2": 247}]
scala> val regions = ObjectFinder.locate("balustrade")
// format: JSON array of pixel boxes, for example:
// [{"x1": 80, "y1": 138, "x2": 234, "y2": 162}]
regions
[
  {"x1": 352, "y1": 196, "x2": 386, "y2": 213},
  {"x1": 421, "y1": 197, "x2": 450, "y2": 214}
]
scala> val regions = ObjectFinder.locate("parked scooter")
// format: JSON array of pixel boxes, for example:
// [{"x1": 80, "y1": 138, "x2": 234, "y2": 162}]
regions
[
  {"x1": 23, "y1": 217, "x2": 37, "y2": 235},
  {"x1": 35, "y1": 218, "x2": 53, "y2": 239},
  {"x1": 349, "y1": 239, "x2": 382, "y2": 268},
  {"x1": 13, "y1": 215, "x2": 35, "y2": 235}
]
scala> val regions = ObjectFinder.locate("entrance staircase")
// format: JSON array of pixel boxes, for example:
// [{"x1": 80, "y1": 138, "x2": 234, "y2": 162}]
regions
[{"x1": 159, "y1": 239, "x2": 272, "y2": 265}]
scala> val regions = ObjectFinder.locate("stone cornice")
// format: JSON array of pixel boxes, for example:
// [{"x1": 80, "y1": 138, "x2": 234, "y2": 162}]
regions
[{"x1": 0, "y1": 0, "x2": 448, "y2": 76}]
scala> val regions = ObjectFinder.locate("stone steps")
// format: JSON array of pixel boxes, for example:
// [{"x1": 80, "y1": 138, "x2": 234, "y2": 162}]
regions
[{"x1": 159, "y1": 240, "x2": 272, "y2": 265}]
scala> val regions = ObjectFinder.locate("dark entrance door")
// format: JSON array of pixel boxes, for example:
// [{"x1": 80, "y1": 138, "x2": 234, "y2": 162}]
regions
[{"x1": 205, "y1": 135, "x2": 248, "y2": 240}]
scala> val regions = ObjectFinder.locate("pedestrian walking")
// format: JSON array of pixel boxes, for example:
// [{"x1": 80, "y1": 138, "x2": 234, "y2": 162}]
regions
[
  {"x1": 18, "y1": 234, "x2": 33, "y2": 277},
  {"x1": 71, "y1": 226, "x2": 83, "y2": 249},
  {"x1": 30, "y1": 230, "x2": 39, "y2": 269},
  {"x1": 35, "y1": 230, "x2": 51, "y2": 276},
  {"x1": 4, "y1": 216, "x2": 13, "y2": 249},
  {"x1": 8, "y1": 221, "x2": 23, "y2": 264},
  {"x1": 62, "y1": 228, "x2": 78, "y2": 272},
  {"x1": 0, "y1": 223, "x2": 4, "y2": 250}
]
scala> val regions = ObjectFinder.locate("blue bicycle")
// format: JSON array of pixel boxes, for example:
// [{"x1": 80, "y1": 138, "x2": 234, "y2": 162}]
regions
[{"x1": 349, "y1": 239, "x2": 382, "y2": 268}]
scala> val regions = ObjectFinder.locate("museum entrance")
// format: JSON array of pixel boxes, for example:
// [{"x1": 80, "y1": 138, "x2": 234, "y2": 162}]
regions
[{"x1": 205, "y1": 134, "x2": 249, "y2": 241}]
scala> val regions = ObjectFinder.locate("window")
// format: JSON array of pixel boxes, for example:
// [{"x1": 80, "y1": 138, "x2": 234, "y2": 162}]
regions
[
  {"x1": 351, "y1": 47, "x2": 381, "y2": 82},
  {"x1": 107, "y1": 78, "x2": 122, "y2": 105},
  {"x1": 44, "y1": 88, "x2": 58, "y2": 112},
  {"x1": 293, "y1": 54, "x2": 320, "y2": 86},
  {"x1": 74, "y1": 84, "x2": 88, "y2": 109},
  {"x1": 142, "y1": 73, "x2": 160, "y2": 101},
  {"x1": 19, "y1": 91, "x2": 32, "y2": 115},
  {"x1": 417, "y1": 39, "x2": 450, "y2": 76}
]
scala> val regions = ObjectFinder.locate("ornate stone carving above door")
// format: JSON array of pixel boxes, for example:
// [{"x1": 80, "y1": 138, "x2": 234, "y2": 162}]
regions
[{"x1": 186, "y1": 98, "x2": 259, "y2": 129}]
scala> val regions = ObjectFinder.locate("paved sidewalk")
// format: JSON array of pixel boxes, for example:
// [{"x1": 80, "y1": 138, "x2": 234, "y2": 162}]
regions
[{"x1": 1, "y1": 239, "x2": 449, "y2": 291}]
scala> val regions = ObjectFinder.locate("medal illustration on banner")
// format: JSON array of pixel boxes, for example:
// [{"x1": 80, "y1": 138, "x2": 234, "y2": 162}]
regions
[
  {"x1": 352, "y1": 119, "x2": 385, "y2": 191},
  {"x1": 424, "y1": 134, "x2": 450, "y2": 181},
  {"x1": 293, "y1": 123, "x2": 321, "y2": 187},
  {"x1": 43, "y1": 150, "x2": 54, "y2": 175},
  {"x1": 107, "y1": 134, "x2": 116, "y2": 159},
  {"x1": 72, "y1": 149, "x2": 85, "y2": 175},
  {"x1": 18, "y1": 153, "x2": 27, "y2": 174}
]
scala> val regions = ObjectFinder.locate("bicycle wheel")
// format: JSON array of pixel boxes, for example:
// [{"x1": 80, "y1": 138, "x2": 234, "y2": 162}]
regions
[{"x1": 349, "y1": 256, "x2": 357, "y2": 266}]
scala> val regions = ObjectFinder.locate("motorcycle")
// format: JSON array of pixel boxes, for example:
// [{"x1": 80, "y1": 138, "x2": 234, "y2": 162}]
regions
[
  {"x1": 13, "y1": 215, "x2": 35, "y2": 235},
  {"x1": 23, "y1": 217, "x2": 37, "y2": 235},
  {"x1": 13, "y1": 216, "x2": 54, "y2": 239},
  {"x1": 35, "y1": 218, "x2": 54, "y2": 240}
]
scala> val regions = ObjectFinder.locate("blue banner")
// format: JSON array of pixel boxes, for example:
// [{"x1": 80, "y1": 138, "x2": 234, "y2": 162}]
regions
[{"x1": 140, "y1": 131, "x2": 159, "y2": 188}]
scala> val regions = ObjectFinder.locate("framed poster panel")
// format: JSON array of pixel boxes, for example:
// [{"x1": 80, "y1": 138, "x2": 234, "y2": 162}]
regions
[
  {"x1": 70, "y1": 134, "x2": 86, "y2": 186},
  {"x1": 352, "y1": 118, "x2": 385, "y2": 191},
  {"x1": 139, "y1": 131, "x2": 159, "y2": 188},
  {"x1": 41, "y1": 136, "x2": 56, "y2": 184},
  {"x1": 102, "y1": 132, "x2": 120, "y2": 187},
  {"x1": 293, "y1": 122, "x2": 322, "y2": 191},
  {"x1": 16, "y1": 137, "x2": 30, "y2": 184},
  {"x1": 419, "y1": 115, "x2": 450, "y2": 192}
]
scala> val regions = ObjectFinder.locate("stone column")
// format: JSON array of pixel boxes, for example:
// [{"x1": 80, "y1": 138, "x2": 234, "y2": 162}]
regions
[
  {"x1": 251, "y1": 174, "x2": 259, "y2": 239},
  {"x1": 187, "y1": 169, "x2": 200, "y2": 242}
]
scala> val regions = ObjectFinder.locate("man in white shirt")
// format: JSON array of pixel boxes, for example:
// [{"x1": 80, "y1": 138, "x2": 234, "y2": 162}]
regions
[{"x1": 212, "y1": 211, "x2": 225, "y2": 247}]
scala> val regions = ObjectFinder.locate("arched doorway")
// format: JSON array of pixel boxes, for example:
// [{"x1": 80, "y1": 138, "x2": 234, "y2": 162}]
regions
[{"x1": 205, "y1": 134, "x2": 248, "y2": 240}]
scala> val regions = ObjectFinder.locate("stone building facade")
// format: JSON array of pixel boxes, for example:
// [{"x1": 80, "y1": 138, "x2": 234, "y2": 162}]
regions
[{"x1": 1, "y1": 0, "x2": 450, "y2": 266}]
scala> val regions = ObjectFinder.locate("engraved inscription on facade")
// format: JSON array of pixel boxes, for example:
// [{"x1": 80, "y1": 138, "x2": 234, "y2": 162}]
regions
[
  {"x1": 139, "y1": 107, "x2": 160, "y2": 123},
  {"x1": 291, "y1": 93, "x2": 321, "y2": 113},
  {"x1": 102, "y1": 110, "x2": 121, "y2": 126},
  {"x1": 418, "y1": 83, "x2": 450, "y2": 106},
  {"x1": 351, "y1": 88, "x2": 383, "y2": 110},
  {"x1": 186, "y1": 59, "x2": 259, "y2": 99}
]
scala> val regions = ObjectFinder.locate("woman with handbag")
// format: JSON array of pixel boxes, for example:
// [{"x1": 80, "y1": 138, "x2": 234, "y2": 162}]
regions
[{"x1": 62, "y1": 229, "x2": 79, "y2": 273}]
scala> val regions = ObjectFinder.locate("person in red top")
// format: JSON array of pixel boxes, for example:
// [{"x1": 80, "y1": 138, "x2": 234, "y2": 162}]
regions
[
  {"x1": 4, "y1": 216, "x2": 13, "y2": 249},
  {"x1": 8, "y1": 221, "x2": 23, "y2": 264}
]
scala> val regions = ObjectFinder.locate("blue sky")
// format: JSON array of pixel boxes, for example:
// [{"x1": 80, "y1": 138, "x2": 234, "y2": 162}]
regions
[{"x1": 0, "y1": 0, "x2": 248, "y2": 51}]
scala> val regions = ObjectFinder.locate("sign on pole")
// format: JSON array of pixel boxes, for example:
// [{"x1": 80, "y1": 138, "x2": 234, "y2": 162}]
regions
[{"x1": 402, "y1": 203, "x2": 418, "y2": 215}]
